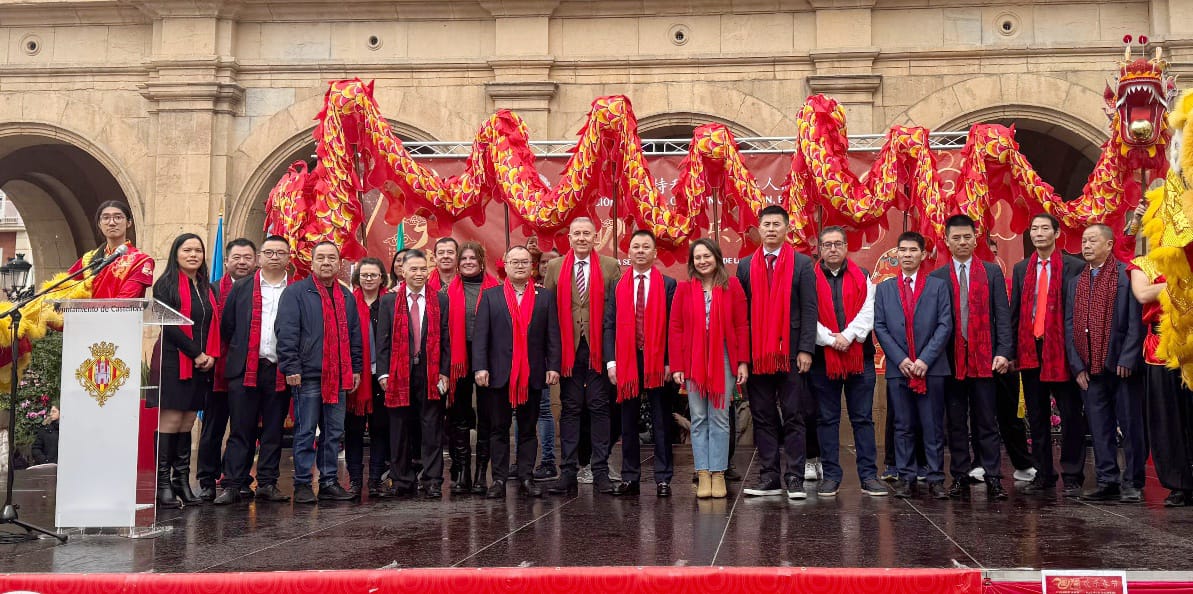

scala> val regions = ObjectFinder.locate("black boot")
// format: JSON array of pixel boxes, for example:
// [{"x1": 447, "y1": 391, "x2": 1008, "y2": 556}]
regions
[
  {"x1": 171, "y1": 432, "x2": 202, "y2": 504},
  {"x1": 452, "y1": 448, "x2": 473, "y2": 495},
  {"x1": 156, "y1": 432, "x2": 181, "y2": 508},
  {"x1": 471, "y1": 457, "x2": 489, "y2": 496}
]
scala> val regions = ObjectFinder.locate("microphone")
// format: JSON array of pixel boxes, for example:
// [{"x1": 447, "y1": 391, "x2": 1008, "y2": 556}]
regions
[{"x1": 92, "y1": 244, "x2": 129, "y2": 272}]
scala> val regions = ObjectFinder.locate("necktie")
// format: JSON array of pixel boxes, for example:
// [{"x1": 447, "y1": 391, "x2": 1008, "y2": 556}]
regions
[
  {"x1": 410, "y1": 293, "x2": 422, "y2": 357},
  {"x1": 765, "y1": 253, "x2": 777, "y2": 283},
  {"x1": 635, "y1": 273, "x2": 647, "y2": 349},
  {"x1": 1033, "y1": 261, "x2": 1048, "y2": 338},
  {"x1": 576, "y1": 260, "x2": 588, "y2": 298},
  {"x1": 959, "y1": 263, "x2": 969, "y2": 341}
]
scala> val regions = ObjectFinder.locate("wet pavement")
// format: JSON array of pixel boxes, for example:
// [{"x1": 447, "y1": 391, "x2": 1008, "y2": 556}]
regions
[{"x1": 2, "y1": 439, "x2": 1191, "y2": 573}]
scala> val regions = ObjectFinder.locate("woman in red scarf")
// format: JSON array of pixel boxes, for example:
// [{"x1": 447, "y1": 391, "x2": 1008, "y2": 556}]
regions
[
  {"x1": 152, "y1": 233, "x2": 221, "y2": 508},
  {"x1": 669, "y1": 239, "x2": 749, "y2": 499},
  {"x1": 68, "y1": 201, "x2": 154, "y2": 299},
  {"x1": 344, "y1": 258, "x2": 390, "y2": 499}
]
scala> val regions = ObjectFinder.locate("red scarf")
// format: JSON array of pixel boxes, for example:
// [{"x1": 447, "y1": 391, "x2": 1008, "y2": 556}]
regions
[
  {"x1": 348, "y1": 288, "x2": 376, "y2": 415},
  {"x1": 898, "y1": 274, "x2": 927, "y2": 395},
  {"x1": 555, "y1": 251, "x2": 605, "y2": 376},
  {"x1": 673, "y1": 279, "x2": 732, "y2": 410},
  {"x1": 1072, "y1": 262, "x2": 1119, "y2": 375},
  {"x1": 749, "y1": 245, "x2": 795, "y2": 374},
  {"x1": 426, "y1": 270, "x2": 452, "y2": 294},
  {"x1": 814, "y1": 262, "x2": 866, "y2": 379},
  {"x1": 1016, "y1": 252, "x2": 1069, "y2": 382},
  {"x1": 614, "y1": 268, "x2": 667, "y2": 403},
  {"x1": 213, "y1": 275, "x2": 235, "y2": 392},
  {"x1": 385, "y1": 284, "x2": 443, "y2": 407},
  {"x1": 177, "y1": 271, "x2": 222, "y2": 381},
  {"x1": 244, "y1": 271, "x2": 286, "y2": 392},
  {"x1": 316, "y1": 279, "x2": 353, "y2": 404},
  {"x1": 503, "y1": 281, "x2": 537, "y2": 408},
  {"x1": 950, "y1": 260, "x2": 993, "y2": 380},
  {"x1": 447, "y1": 272, "x2": 499, "y2": 393}
]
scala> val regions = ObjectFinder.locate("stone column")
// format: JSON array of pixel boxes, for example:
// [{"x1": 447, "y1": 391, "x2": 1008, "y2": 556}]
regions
[
  {"x1": 808, "y1": 1, "x2": 882, "y2": 134},
  {"x1": 480, "y1": 1, "x2": 559, "y2": 136},
  {"x1": 135, "y1": 0, "x2": 243, "y2": 262}
]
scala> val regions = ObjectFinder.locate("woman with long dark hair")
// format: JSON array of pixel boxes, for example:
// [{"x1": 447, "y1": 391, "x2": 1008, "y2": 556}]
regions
[
  {"x1": 68, "y1": 200, "x2": 154, "y2": 298},
  {"x1": 668, "y1": 239, "x2": 749, "y2": 499},
  {"x1": 152, "y1": 233, "x2": 221, "y2": 508},
  {"x1": 345, "y1": 257, "x2": 391, "y2": 498}
]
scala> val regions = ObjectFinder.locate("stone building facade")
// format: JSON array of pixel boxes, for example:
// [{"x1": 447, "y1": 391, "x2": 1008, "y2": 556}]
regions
[{"x1": 0, "y1": 0, "x2": 1189, "y2": 278}]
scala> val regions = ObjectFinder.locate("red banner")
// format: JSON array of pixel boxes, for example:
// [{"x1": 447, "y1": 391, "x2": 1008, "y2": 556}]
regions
[{"x1": 363, "y1": 151, "x2": 1024, "y2": 281}]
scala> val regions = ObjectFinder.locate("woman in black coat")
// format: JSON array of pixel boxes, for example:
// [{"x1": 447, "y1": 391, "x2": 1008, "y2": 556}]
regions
[
  {"x1": 152, "y1": 233, "x2": 220, "y2": 508},
  {"x1": 31, "y1": 406, "x2": 60, "y2": 464}
]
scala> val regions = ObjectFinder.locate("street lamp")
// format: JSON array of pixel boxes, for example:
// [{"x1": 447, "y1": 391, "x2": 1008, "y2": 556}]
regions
[{"x1": 0, "y1": 254, "x2": 32, "y2": 301}]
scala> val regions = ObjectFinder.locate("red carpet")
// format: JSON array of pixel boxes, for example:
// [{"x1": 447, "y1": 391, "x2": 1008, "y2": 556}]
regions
[{"x1": 1, "y1": 567, "x2": 980, "y2": 594}]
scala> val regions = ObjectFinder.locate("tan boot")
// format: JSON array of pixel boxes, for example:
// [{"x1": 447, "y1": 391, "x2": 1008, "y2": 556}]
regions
[
  {"x1": 696, "y1": 470, "x2": 712, "y2": 498},
  {"x1": 711, "y1": 471, "x2": 727, "y2": 498}
]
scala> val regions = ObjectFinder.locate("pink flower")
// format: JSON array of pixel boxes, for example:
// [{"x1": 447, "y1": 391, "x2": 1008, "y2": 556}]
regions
[{"x1": 1051, "y1": 415, "x2": 1061, "y2": 427}]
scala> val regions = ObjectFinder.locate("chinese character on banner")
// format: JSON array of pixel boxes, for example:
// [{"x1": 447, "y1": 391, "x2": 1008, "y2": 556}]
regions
[{"x1": 1041, "y1": 571, "x2": 1127, "y2": 594}]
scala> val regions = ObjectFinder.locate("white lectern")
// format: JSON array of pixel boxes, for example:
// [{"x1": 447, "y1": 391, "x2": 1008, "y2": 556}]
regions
[{"x1": 53, "y1": 298, "x2": 190, "y2": 529}]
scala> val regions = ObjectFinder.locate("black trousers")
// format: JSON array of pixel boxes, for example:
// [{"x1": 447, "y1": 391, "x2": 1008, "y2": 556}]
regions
[
  {"x1": 988, "y1": 371, "x2": 1034, "y2": 471},
  {"x1": 1145, "y1": 365, "x2": 1193, "y2": 491},
  {"x1": 945, "y1": 376, "x2": 1002, "y2": 480},
  {"x1": 488, "y1": 386, "x2": 541, "y2": 482},
  {"x1": 344, "y1": 380, "x2": 390, "y2": 485},
  {"x1": 559, "y1": 338, "x2": 611, "y2": 481},
  {"x1": 222, "y1": 360, "x2": 290, "y2": 489},
  {"x1": 197, "y1": 389, "x2": 230, "y2": 489},
  {"x1": 1083, "y1": 372, "x2": 1146, "y2": 488},
  {"x1": 884, "y1": 397, "x2": 925, "y2": 470},
  {"x1": 1021, "y1": 345, "x2": 1086, "y2": 486},
  {"x1": 618, "y1": 352, "x2": 675, "y2": 484},
  {"x1": 387, "y1": 363, "x2": 445, "y2": 490},
  {"x1": 447, "y1": 350, "x2": 478, "y2": 476},
  {"x1": 746, "y1": 366, "x2": 813, "y2": 483}
]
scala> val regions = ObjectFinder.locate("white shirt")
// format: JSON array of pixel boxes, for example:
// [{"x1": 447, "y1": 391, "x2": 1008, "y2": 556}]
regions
[
  {"x1": 953, "y1": 257, "x2": 973, "y2": 285},
  {"x1": 607, "y1": 268, "x2": 655, "y2": 371},
  {"x1": 379, "y1": 287, "x2": 428, "y2": 382},
  {"x1": 259, "y1": 273, "x2": 287, "y2": 362},
  {"x1": 574, "y1": 254, "x2": 592, "y2": 290},
  {"x1": 902, "y1": 272, "x2": 919, "y2": 293},
  {"x1": 815, "y1": 264, "x2": 876, "y2": 347}
]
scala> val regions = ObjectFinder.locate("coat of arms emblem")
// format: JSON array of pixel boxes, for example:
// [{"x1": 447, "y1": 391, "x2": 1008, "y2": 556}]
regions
[{"x1": 75, "y1": 341, "x2": 130, "y2": 407}]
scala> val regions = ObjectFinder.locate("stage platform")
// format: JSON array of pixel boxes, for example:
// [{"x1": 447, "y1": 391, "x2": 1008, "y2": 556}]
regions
[{"x1": 2, "y1": 443, "x2": 1192, "y2": 575}]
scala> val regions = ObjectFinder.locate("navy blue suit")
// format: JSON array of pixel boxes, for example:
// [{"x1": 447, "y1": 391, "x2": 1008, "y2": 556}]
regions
[
  {"x1": 1064, "y1": 260, "x2": 1145, "y2": 488},
  {"x1": 873, "y1": 272, "x2": 953, "y2": 484},
  {"x1": 929, "y1": 260, "x2": 1012, "y2": 482}
]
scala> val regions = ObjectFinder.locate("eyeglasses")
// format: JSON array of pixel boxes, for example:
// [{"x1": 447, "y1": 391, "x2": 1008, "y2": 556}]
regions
[
  {"x1": 359, "y1": 273, "x2": 381, "y2": 279},
  {"x1": 99, "y1": 214, "x2": 126, "y2": 223},
  {"x1": 820, "y1": 241, "x2": 846, "y2": 250},
  {"x1": 506, "y1": 260, "x2": 532, "y2": 267},
  {"x1": 261, "y1": 250, "x2": 290, "y2": 258}
]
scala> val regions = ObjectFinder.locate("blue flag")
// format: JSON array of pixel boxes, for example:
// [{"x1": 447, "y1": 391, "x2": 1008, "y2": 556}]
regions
[{"x1": 210, "y1": 213, "x2": 224, "y2": 282}]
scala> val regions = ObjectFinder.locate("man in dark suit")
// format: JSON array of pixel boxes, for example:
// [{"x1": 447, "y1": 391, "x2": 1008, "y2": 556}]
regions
[
  {"x1": 738, "y1": 205, "x2": 818, "y2": 499},
  {"x1": 929, "y1": 215, "x2": 1013, "y2": 500},
  {"x1": 213, "y1": 235, "x2": 292, "y2": 505},
  {"x1": 874, "y1": 231, "x2": 953, "y2": 499},
  {"x1": 602, "y1": 230, "x2": 678, "y2": 497},
  {"x1": 1010, "y1": 213, "x2": 1088, "y2": 497},
  {"x1": 542, "y1": 217, "x2": 622, "y2": 495},
  {"x1": 1064, "y1": 224, "x2": 1144, "y2": 502},
  {"x1": 474, "y1": 245, "x2": 562, "y2": 498},
  {"x1": 377, "y1": 249, "x2": 452, "y2": 498}
]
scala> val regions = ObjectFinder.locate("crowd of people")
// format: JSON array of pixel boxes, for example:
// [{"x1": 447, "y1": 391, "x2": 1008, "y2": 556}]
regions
[{"x1": 71, "y1": 199, "x2": 1193, "y2": 507}]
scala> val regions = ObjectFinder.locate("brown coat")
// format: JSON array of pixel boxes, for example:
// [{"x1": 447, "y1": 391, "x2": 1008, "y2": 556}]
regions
[{"x1": 543, "y1": 253, "x2": 622, "y2": 351}]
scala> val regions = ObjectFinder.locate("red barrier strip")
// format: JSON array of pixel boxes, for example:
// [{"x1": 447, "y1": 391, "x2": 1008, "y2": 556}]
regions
[{"x1": 1, "y1": 567, "x2": 980, "y2": 594}]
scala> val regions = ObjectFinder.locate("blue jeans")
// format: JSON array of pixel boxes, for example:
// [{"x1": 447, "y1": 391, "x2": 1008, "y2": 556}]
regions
[
  {"x1": 292, "y1": 380, "x2": 347, "y2": 487},
  {"x1": 538, "y1": 387, "x2": 556, "y2": 466},
  {"x1": 811, "y1": 364, "x2": 878, "y2": 483},
  {"x1": 687, "y1": 354, "x2": 732, "y2": 472}
]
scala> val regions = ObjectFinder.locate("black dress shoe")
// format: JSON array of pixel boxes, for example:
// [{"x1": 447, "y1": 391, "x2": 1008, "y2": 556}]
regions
[
  {"x1": 213, "y1": 489, "x2": 241, "y2": 505},
  {"x1": 347, "y1": 481, "x2": 362, "y2": 498},
  {"x1": 1021, "y1": 478, "x2": 1055, "y2": 496},
  {"x1": 928, "y1": 482, "x2": 949, "y2": 500},
  {"x1": 294, "y1": 484, "x2": 317, "y2": 504},
  {"x1": 611, "y1": 481, "x2": 640, "y2": 496},
  {"x1": 425, "y1": 484, "x2": 443, "y2": 498},
  {"x1": 594, "y1": 475, "x2": 614, "y2": 494},
  {"x1": 947, "y1": 480, "x2": 970, "y2": 500},
  {"x1": 724, "y1": 467, "x2": 743, "y2": 482},
  {"x1": 893, "y1": 480, "x2": 916, "y2": 499},
  {"x1": 1119, "y1": 485, "x2": 1142, "y2": 503},
  {"x1": 656, "y1": 482, "x2": 672, "y2": 497},
  {"x1": 239, "y1": 486, "x2": 255, "y2": 499},
  {"x1": 1164, "y1": 490, "x2": 1191, "y2": 507},
  {"x1": 486, "y1": 480, "x2": 506, "y2": 498},
  {"x1": 256, "y1": 484, "x2": 291, "y2": 502},
  {"x1": 985, "y1": 479, "x2": 1008, "y2": 501},
  {"x1": 367, "y1": 481, "x2": 384, "y2": 498},
  {"x1": 547, "y1": 479, "x2": 578, "y2": 496},
  {"x1": 196, "y1": 485, "x2": 216, "y2": 502},
  {"x1": 451, "y1": 481, "x2": 471, "y2": 495},
  {"x1": 1081, "y1": 483, "x2": 1121, "y2": 501},
  {"x1": 519, "y1": 479, "x2": 544, "y2": 497},
  {"x1": 1063, "y1": 481, "x2": 1084, "y2": 498}
]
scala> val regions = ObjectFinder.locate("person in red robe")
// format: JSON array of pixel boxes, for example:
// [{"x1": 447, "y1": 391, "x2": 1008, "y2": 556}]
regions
[{"x1": 68, "y1": 200, "x2": 153, "y2": 299}]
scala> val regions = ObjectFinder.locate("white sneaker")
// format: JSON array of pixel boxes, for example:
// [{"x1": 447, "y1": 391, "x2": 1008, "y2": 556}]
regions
[
  {"x1": 1013, "y1": 467, "x2": 1037, "y2": 482},
  {"x1": 968, "y1": 467, "x2": 985, "y2": 481},
  {"x1": 577, "y1": 466, "x2": 594, "y2": 484},
  {"x1": 609, "y1": 468, "x2": 622, "y2": 482},
  {"x1": 804, "y1": 459, "x2": 822, "y2": 481}
]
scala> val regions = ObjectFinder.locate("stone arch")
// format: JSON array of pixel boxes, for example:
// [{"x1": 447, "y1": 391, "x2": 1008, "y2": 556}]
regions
[
  {"x1": 229, "y1": 86, "x2": 455, "y2": 241},
  {"x1": 636, "y1": 112, "x2": 762, "y2": 139},
  {"x1": 0, "y1": 122, "x2": 145, "y2": 278}
]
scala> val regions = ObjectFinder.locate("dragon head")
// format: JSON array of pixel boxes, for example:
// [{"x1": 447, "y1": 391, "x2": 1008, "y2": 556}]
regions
[{"x1": 1108, "y1": 36, "x2": 1175, "y2": 150}]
